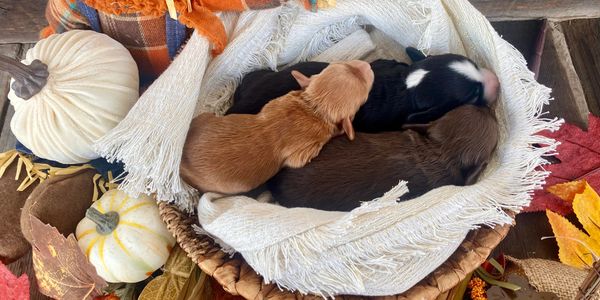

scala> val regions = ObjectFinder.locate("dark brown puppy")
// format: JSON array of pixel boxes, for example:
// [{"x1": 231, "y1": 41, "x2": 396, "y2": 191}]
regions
[{"x1": 268, "y1": 101, "x2": 499, "y2": 211}]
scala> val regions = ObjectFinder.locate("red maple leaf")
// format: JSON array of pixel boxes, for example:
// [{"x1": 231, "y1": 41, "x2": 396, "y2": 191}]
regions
[
  {"x1": 0, "y1": 261, "x2": 30, "y2": 300},
  {"x1": 528, "y1": 114, "x2": 600, "y2": 215}
]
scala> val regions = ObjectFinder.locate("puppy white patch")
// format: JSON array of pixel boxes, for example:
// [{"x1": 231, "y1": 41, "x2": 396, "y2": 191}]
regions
[
  {"x1": 406, "y1": 69, "x2": 429, "y2": 88},
  {"x1": 449, "y1": 60, "x2": 483, "y2": 82}
]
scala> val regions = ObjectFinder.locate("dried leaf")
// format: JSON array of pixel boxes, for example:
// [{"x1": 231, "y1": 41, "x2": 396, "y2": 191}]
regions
[
  {"x1": 532, "y1": 114, "x2": 600, "y2": 215},
  {"x1": 547, "y1": 180, "x2": 587, "y2": 203},
  {"x1": 0, "y1": 260, "x2": 29, "y2": 300},
  {"x1": 449, "y1": 272, "x2": 472, "y2": 300},
  {"x1": 177, "y1": 268, "x2": 212, "y2": 300},
  {"x1": 29, "y1": 215, "x2": 107, "y2": 299},
  {"x1": 98, "y1": 282, "x2": 141, "y2": 300},
  {"x1": 546, "y1": 210, "x2": 600, "y2": 269},
  {"x1": 573, "y1": 182, "x2": 600, "y2": 243},
  {"x1": 139, "y1": 246, "x2": 197, "y2": 300},
  {"x1": 94, "y1": 294, "x2": 120, "y2": 300},
  {"x1": 138, "y1": 273, "x2": 187, "y2": 300}
]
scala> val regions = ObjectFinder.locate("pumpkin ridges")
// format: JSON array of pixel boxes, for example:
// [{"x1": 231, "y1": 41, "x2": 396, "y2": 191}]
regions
[
  {"x1": 8, "y1": 30, "x2": 139, "y2": 164},
  {"x1": 112, "y1": 230, "x2": 156, "y2": 272},
  {"x1": 118, "y1": 221, "x2": 174, "y2": 247},
  {"x1": 85, "y1": 236, "x2": 100, "y2": 258},
  {"x1": 96, "y1": 203, "x2": 105, "y2": 214},
  {"x1": 77, "y1": 190, "x2": 175, "y2": 283},
  {"x1": 111, "y1": 230, "x2": 131, "y2": 257},
  {"x1": 98, "y1": 236, "x2": 117, "y2": 282},
  {"x1": 77, "y1": 229, "x2": 96, "y2": 240},
  {"x1": 120, "y1": 201, "x2": 153, "y2": 217},
  {"x1": 109, "y1": 189, "x2": 118, "y2": 211},
  {"x1": 116, "y1": 194, "x2": 130, "y2": 211}
]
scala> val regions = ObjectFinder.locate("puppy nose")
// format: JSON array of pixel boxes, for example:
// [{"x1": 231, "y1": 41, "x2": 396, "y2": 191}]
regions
[{"x1": 480, "y1": 68, "x2": 499, "y2": 104}]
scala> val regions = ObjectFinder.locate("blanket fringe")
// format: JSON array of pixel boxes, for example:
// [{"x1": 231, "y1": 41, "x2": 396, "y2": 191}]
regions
[
  {"x1": 195, "y1": 4, "x2": 300, "y2": 116},
  {"x1": 94, "y1": 33, "x2": 211, "y2": 212}
]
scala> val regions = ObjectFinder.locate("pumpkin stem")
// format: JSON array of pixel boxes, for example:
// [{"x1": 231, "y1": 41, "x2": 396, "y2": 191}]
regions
[
  {"x1": 0, "y1": 54, "x2": 48, "y2": 100},
  {"x1": 86, "y1": 207, "x2": 120, "y2": 235}
]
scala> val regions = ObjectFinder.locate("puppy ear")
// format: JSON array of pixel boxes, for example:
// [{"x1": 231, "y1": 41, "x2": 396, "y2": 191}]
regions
[
  {"x1": 401, "y1": 123, "x2": 430, "y2": 135},
  {"x1": 463, "y1": 163, "x2": 488, "y2": 185},
  {"x1": 291, "y1": 70, "x2": 311, "y2": 89},
  {"x1": 341, "y1": 117, "x2": 355, "y2": 141},
  {"x1": 406, "y1": 47, "x2": 427, "y2": 62}
]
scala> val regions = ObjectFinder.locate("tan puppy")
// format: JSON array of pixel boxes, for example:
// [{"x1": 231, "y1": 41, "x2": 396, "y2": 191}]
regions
[{"x1": 181, "y1": 60, "x2": 374, "y2": 194}]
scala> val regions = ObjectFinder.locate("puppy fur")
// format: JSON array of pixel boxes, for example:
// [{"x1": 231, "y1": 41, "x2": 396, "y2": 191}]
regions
[
  {"x1": 229, "y1": 55, "x2": 497, "y2": 133},
  {"x1": 181, "y1": 61, "x2": 374, "y2": 194},
  {"x1": 268, "y1": 102, "x2": 499, "y2": 211}
]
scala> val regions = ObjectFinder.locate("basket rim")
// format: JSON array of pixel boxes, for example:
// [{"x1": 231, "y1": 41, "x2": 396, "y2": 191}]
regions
[{"x1": 159, "y1": 201, "x2": 512, "y2": 299}]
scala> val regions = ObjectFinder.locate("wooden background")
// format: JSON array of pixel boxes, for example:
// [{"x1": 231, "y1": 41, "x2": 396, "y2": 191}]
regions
[{"x1": 1, "y1": 1, "x2": 599, "y2": 299}]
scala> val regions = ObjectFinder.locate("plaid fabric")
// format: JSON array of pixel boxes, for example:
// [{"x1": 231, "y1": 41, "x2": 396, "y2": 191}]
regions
[
  {"x1": 42, "y1": 0, "x2": 190, "y2": 84},
  {"x1": 41, "y1": 0, "x2": 90, "y2": 36},
  {"x1": 98, "y1": 12, "x2": 184, "y2": 84},
  {"x1": 41, "y1": 0, "x2": 331, "y2": 84}
]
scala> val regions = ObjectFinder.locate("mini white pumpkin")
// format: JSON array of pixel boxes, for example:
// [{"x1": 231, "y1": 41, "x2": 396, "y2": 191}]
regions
[
  {"x1": 75, "y1": 190, "x2": 175, "y2": 283},
  {"x1": 3, "y1": 30, "x2": 139, "y2": 164}
]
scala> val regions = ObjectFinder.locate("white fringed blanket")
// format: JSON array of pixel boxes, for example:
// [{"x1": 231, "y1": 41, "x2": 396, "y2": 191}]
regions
[{"x1": 96, "y1": 0, "x2": 561, "y2": 296}]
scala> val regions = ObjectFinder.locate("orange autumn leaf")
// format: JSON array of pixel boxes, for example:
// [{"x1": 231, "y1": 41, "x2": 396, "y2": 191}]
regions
[
  {"x1": 546, "y1": 209, "x2": 600, "y2": 269},
  {"x1": 547, "y1": 180, "x2": 586, "y2": 203},
  {"x1": 573, "y1": 183, "x2": 600, "y2": 243}
]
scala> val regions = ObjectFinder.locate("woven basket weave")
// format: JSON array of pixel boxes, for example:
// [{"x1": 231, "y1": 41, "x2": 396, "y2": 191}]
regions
[{"x1": 159, "y1": 202, "x2": 511, "y2": 299}]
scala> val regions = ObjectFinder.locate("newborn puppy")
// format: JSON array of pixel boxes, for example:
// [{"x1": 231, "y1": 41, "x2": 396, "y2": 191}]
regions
[
  {"x1": 268, "y1": 87, "x2": 499, "y2": 211},
  {"x1": 180, "y1": 60, "x2": 374, "y2": 194},
  {"x1": 228, "y1": 49, "x2": 499, "y2": 132}
]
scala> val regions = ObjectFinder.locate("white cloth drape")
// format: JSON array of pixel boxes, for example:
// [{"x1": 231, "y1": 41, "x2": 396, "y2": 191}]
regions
[{"x1": 96, "y1": 0, "x2": 560, "y2": 296}]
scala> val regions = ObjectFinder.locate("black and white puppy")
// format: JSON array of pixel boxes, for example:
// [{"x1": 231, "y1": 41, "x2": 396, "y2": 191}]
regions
[{"x1": 228, "y1": 48, "x2": 499, "y2": 132}]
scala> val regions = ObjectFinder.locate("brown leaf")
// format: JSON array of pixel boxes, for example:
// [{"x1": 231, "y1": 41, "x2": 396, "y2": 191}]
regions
[{"x1": 29, "y1": 215, "x2": 107, "y2": 299}]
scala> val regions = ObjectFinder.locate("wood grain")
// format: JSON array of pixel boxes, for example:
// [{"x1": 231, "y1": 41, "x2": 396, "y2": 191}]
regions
[
  {"x1": 491, "y1": 20, "x2": 545, "y2": 69},
  {"x1": 2, "y1": 43, "x2": 50, "y2": 300},
  {"x1": 494, "y1": 213, "x2": 558, "y2": 260},
  {"x1": 560, "y1": 18, "x2": 600, "y2": 117},
  {"x1": 470, "y1": 0, "x2": 600, "y2": 21},
  {"x1": 0, "y1": 43, "x2": 20, "y2": 152},
  {"x1": 537, "y1": 21, "x2": 590, "y2": 128},
  {"x1": 0, "y1": 0, "x2": 47, "y2": 43}
]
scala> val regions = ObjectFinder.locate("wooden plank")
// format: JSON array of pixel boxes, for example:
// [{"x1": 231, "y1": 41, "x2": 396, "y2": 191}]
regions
[
  {"x1": 494, "y1": 213, "x2": 558, "y2": 259},
  {"x1": 491, "y1": 20, "x2": 545, "y2": 71},
  {"x1": 3, "y1": 43, "x2": 48, "y2": 300},
  {"x1": 0, "y1": 0, "x2": 47, "y2": 43},
  {"x1": 0, "y1": 44, "x2": 34, "y2": 152},
  {"x1": 0, "y1": 43, "x2": 20, "y2": 152},
  {"x1": 560, "y1": 18, "x2": 600, "y2": 116},
  {"x1": 470, "y1": 0, "x2": 600, "y2": 21},
  {"x1": 491, "y1": 20, "x2": 592, "y2": 260},
  {"x1": 0, "y1": 104, "x2": 16, "y2": 152},
  {"x1": 537, "y1": 21, "x2": 590, "y2": 128}
]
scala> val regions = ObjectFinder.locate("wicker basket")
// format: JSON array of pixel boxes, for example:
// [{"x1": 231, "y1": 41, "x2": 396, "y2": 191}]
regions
[{"x1": 159, "y1": 202, "x2": 511, "y2": 299}]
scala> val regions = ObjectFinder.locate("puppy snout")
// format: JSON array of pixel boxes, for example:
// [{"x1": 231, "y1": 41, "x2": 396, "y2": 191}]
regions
[{"x1": 480, "y1": 68, "x2": 499, "y2": 103}]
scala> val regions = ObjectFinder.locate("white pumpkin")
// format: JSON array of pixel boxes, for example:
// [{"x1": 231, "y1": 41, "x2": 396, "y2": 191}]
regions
[
  {"x1": 6, "y1": 30, "x2": 139, "y2": 164},
  {"x1": 75, "y1": 190, "x2": 175, "y2": 283}
]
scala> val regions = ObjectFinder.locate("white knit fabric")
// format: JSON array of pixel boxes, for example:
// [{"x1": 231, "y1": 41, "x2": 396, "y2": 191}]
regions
[{"x1": 96, "y1": 0, "x2": 561, "y2": 296}]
